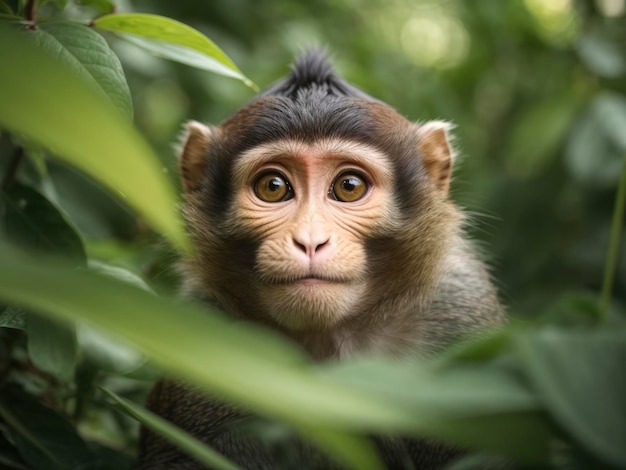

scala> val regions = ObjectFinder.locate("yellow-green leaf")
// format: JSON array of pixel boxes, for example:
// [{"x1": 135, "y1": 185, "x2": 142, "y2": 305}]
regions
[
  {"x1": 93, "y1": 13, "x2": 256, "y2": 89},
  {"x1": 0, "y1": 25, "x2": 187, "y2": 252}
]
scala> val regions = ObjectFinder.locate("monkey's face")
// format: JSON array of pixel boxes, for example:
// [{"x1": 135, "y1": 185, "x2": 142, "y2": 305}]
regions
[
  {"x1": 179, "y1": 102, "x2": 456, "y2": 333},
  {"x1": 224, "y1": 139, "x2": 397, "y2": 330}
]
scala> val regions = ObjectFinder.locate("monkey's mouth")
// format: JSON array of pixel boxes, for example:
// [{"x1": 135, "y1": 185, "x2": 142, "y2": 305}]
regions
[{"x1": 268, "y1": 274, "x2": 350, "y2": 285}]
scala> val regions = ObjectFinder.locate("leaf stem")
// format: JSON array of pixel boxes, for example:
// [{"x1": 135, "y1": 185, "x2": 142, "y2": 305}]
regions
[
  {"x1": 24, "y1": 0, "x2": 36, "y2": 28},
  {"x1": 599, "y1": 157, "x2": 626, "y2": 320}
]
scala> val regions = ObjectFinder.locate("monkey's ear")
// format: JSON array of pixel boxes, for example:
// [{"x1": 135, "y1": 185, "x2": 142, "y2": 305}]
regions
[
  {"x1": 416, "y1": 121, "x2": 455, "y2": 194},
  {"x1": 178, "y1": 120, "x2": 215, "y2": 193}
]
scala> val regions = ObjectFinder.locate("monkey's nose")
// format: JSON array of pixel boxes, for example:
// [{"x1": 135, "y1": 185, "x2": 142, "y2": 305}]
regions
[{"x1": 292, "y1": 229, "x2": 331, "y2": 260}]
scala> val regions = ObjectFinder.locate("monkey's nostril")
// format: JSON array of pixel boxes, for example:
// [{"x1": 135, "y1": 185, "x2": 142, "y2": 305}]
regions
[
  {"x1": 294, "y1": 240, "x2": 307, "y2": 254},
  {"x1": 314, "y1": 239, "x2": 330, "y2": 253}
]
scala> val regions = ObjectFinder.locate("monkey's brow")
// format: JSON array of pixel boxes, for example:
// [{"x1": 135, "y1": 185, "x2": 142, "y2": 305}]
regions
[{"x1": 233, "y1": 139, "x2": 394, "y2": 180}]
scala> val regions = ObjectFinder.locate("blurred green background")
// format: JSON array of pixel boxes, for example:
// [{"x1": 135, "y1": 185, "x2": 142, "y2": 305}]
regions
[{"x1": 9, "y1": 0, "x2": 625, "y2": 315}]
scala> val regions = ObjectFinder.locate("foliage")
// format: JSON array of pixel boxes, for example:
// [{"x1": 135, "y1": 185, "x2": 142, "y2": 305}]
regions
[{"x1": 0, "y1": 0, "x2": 625, "y2": 469}]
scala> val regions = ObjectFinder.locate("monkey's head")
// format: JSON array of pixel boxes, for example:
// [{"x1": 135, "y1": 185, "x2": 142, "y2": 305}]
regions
[{"x1": 178, "y1": 52, "x2": 460, "y2": 333}]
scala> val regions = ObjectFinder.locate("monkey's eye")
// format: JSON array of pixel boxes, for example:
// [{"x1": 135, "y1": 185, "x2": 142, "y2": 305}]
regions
[
  {"x1": 330, "y1": 172, "x2": 368, "y2": 202},
  {"x1": 254, "y1": 171, "x2": 293, "y2": 202}
]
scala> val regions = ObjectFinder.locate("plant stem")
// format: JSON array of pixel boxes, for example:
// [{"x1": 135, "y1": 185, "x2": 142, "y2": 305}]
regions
[
  {"x1": 599, "y1": 158, "x2": 626, "y2": 321},
  {"x1": 24, "y1": 0, "x2": 37, "y2": 28}
]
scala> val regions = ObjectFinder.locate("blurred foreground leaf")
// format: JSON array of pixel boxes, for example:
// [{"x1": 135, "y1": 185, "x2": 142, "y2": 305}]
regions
[
  {"x1": 93, "y1": 13, "x2": 257, "y2": 89},
  {"x1": 101, "y1": 387, "x2": 243, "y2": 470},
  {"x1": 0, "y1": 246, "x2": 414, "y2": 432},
  {"x1": 320, "y1": 358, "x2": 553, "y2": 463},
  {"x1": 0, "y1": 247, "x2": 582, "y2": 465},
  {"x1": 515, "y1": 329, "x2": 626, "y2": 467},
  {"x1": 0, "y1": 25, "x2": 187, "y2": 251}
]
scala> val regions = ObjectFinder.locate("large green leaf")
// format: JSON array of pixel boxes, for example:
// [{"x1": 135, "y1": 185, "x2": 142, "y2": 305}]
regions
[
  {"x1": 320, "y1": 358, "x2": 553, "y2": 463},
  {"x1": 301, "y1": 426, "x2": 383, "y2": 470},
  {"x1": 0, "y1": 247, "x2": 566, "y2": 464},
  {"x1": 27, "y1": 314, "x2": 78, "y2": 380},
  {"x1": 0, "y1": 25, "x2": 187, "y2": 251},
  {"x1": 515, "y1": 329, "x2": 626, "y2": 467},
  {"x1": 0, "y1": 247, "x2": 414, "y2": 432},
  {"x1": 30, "y1": 22, "x2": 132, "y2": 119},
  {"x1": 93, "y1": 13, "x2": 256, "y2": 89},
  {"x1": 101, "y1": 388, "x2": 243, "y2": 470}
]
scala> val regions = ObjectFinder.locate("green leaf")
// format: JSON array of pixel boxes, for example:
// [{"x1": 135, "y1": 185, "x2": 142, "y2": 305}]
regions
[
  {"x1": 436, "y1": 329, "x2": 512, "y2": 364},
  {"x1": 30, "y1": 22, "x2": 132, "y2": 120},
  {"x1": 78, "y1": 323, "x2": 145, "y2": 374},
  {"x1": 0, "y1": 25, "x2": 187, "y2": 252},
  {"x1": 0, "y1": 247, "x2": 415, "y2": 433},
  {"x1": 515, "y1": 329, "x2": 626, "y2": 467},
  {"x1": 77, "y1": 262, "x2": 148, "y2": 373},
  {"x1": 101, "y1": 387, "x2": 243, "y2": 470},
  {"x1": 0, "y1": 386, "x2": 95, "y2": 470},
  {"x1": 536, "y1": 292, "x2": 602, "y2": 327},
  {"x1": 49, "y1": 0, "x2": 70, "y2": 10},
  {"x1": 27, "y1": 314, "x2": 77, "y2": 380},
  {"x1": 0, "y1": 305, "x2": 26, "y2": 329},
  {"x1": 577, "y1": 33, "x2": 626, "y2": 78},
  {"x1": 93, "y1": 13, "x2": 257, "y2": 89},
  {"x1": 88, "y1": 260, "x2": 154, "y2": 293},
  {"x1": 320, "y1": 358, "x2": 553, "y2": 463},
  {"x1": 302, "y1": 427, "x2": 383, "y2": 470},
  {"x1": 1, "y1": 183, "x2": 86, "y2": 263},
  {"x1": 76, "y1": 0, "x2": 114, "y2": 14}
]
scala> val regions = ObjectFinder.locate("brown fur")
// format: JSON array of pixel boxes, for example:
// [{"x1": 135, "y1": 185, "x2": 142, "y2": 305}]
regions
[{"x1": 137, "y1": 52, "x2": 504, "y2": 470}]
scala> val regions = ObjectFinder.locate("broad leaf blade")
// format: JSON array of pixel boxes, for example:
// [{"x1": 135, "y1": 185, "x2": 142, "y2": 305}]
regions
[
  {"x1": 302, "y1": 427, "x2": 383, "y2": 470},
  {"x1": 31, "y1": 22, "x2": 132, "y2": 119},
  {"x1": 320, "y1": 358, "x2": 553, "y2": 463},
  {"x1": 0, "y1": 247, "x2": 414, "y2": 432},
  {"x1": 0, "y1": 25, "x2": 187, "y2": 252},
  {"x1": 27, "y1": 314, "x2": 78, "y2": 380},
  {"x1": 101, "y1": 388, "x2": 242, "y2": 470},
  {"x1": 1, "y1": 183, "x2": 86, "y2": 263},
  {"x1": 93, "y1": 13, "x2": 256, "y2": 89},
  {"x1": 515, "y1": 329, "x2": 626, "y2": 467}
]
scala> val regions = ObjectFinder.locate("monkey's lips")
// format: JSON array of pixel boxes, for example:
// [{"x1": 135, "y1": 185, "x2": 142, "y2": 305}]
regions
[
  {"x1": 293, "y1": 277, "x2": 336, "y2": 287},
  {"x1": 269, "y1": 274, "x2": 350, "y2": 286}
]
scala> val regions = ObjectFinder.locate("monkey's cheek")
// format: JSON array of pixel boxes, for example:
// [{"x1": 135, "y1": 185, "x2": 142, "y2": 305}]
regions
[{"x1": 260, "y1": 282, "x2": 364, "y2": 331}]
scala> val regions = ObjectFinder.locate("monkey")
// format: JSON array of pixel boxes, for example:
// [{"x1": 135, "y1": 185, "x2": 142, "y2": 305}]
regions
[{"x1": 136, "y1": 51, "x2": 505, "y2": 470}]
